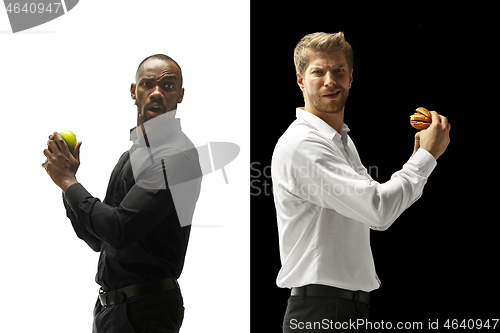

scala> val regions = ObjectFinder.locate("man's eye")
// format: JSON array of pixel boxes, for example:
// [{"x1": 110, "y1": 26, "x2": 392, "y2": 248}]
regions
[
  {"x1": 165, "y1": 83, "x2": 175, "y2": 89},
  {"x1": 335, "y1": 69, "x2": 345, "y2": 73},
  {"x1": 142, "y1": 82, "x2": 152, "y2": 87}
]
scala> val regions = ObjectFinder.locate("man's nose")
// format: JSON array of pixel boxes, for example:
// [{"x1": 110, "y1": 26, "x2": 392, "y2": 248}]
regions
[
  {"x1": 150, "y1": 86, "x2": 164, "y2": 100},
  {"x1": 324, "y1": 72, "x2": 336, "y2": 86}
]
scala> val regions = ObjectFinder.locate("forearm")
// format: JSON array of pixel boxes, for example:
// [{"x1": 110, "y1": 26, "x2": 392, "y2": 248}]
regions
[
  {"x1": 62, "y1": 190, "x2": 102, "y2": 251},
  {"x1": 64, "y1": 182, "x2": 175, "y2": 249},
  {"x1": 361, "y1": 148, "x2": 436, "y2": 228},
  {"x1": 370, "y1": 148, "x2": 436, "y2": 229},
  {"x1": 293, "y1": 148, "x2": 436, "y2": 229}
]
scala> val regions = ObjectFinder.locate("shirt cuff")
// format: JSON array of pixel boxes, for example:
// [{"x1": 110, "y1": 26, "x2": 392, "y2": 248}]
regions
[
  {"x1": 63, "y1": 182, "x2": 93, "y2": 214},
  {"x1": 407, "y1": 148, "x2": 437, "y2": 178}
]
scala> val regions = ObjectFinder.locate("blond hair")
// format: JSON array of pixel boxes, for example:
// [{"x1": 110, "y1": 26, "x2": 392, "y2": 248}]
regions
[{"x1": 294, "y1": 32, "x2": 353, "y2": 75}]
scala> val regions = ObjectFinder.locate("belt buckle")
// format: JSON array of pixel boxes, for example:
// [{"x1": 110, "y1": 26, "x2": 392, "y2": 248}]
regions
[{"x1": 98, "y1": 288, "x2": 107, "y2": 307}]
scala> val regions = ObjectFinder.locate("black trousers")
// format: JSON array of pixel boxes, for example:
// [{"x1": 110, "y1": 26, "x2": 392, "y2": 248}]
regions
[
  {"x1": 92, "y1": 287, "x2": 184, "y2": 333},
  {"x1": 283, "y1": 292, "x2": 370, "y2": 332}
]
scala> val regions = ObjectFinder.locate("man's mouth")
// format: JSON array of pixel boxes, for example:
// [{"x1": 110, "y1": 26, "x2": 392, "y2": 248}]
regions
[
  {"x1": 322, "y1": 90, "x2": 341, "y2": 99},
  {"x1": 146, "y1": 104, "x2": 165, "y2": 117}
]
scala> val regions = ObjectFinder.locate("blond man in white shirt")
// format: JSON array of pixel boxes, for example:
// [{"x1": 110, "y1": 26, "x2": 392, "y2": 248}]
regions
[{"x1": 271, "y1": 32, "x2": 450, "y2": 332}]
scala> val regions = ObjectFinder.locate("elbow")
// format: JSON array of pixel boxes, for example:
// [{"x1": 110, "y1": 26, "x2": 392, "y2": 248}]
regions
[
  {"x1": 104, "y1": 226, "x2": 140, "y2": 249},
  {"x1": 369, "y1": 215, "x2": 395, "y2": 231},
  {"x1": 91, "y1": 246, "x2": 101, "y2": 252},
  {"x1": 366, "y1": 212, "x2": 392, "y2": 229},
  {"x1": 368, "y1": 192, "x2": 396, "y2": 230},
  {"x1": 89, "y1": 241, "x2": 102, "y2": 252},
  {"x1": 95, "y1": 212, "x2": 137, "y2": 250}
]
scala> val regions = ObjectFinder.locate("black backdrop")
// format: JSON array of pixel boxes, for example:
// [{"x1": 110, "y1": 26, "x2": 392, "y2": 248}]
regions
[{"x1": 250, "y1": 5, "x2": 498, "y2": 332}]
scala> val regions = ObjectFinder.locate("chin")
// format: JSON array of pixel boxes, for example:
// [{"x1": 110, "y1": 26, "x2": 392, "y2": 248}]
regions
[
  {"x1": 138, "y1": 113, "x2": 150, "y2": 124},
  {"x1": 326, "y1": 106, "x2": 344, "y2": 114},
  {"x1": 313, "y1": 101, "x2": 344, "y2": 114}
]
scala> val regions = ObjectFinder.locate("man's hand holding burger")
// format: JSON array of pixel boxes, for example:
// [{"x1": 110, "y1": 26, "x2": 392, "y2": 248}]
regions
[{"x1": 411, "y1": 107, "x2": 451, "y2": 160}]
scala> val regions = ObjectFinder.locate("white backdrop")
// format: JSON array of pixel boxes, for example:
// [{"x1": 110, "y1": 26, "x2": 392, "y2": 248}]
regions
[{"x1": 0, "y1": 1, "x2": 249, "y2": 332}]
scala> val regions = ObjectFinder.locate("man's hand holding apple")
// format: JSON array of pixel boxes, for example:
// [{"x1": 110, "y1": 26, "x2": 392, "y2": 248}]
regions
[{"x1": 42, "y1": 132, "x2": 82, "y2": 192}]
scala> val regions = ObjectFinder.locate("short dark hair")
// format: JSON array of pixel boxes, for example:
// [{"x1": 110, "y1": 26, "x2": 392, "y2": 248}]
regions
[{"x1": 136, "y1": 54, "x2": 183, "y2": 87}]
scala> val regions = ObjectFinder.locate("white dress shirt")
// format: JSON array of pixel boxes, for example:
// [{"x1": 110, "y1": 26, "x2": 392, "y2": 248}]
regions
[{"x1": 271, "y1": 108, "x2": 437, "y2": 292}]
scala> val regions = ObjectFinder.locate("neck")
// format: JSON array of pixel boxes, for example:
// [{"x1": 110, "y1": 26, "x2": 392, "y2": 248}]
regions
[
  {"x1": 303, "y1": 104, "x2": 344, "y2": 134},
  {"x1": 136, "y1": 109, "x2": 177, "y2": 140}
]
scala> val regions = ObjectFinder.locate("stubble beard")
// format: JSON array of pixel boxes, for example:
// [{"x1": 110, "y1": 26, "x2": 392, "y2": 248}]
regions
[
  {"x1": 138, "y1": 111, "x2": 147, "y2": 125},
  {"x1": 308, "y1": 89, "x2": 349, "y2": 115},
  {"x1": 136, "y1": 101, "x2": 163, "y2": 125},
  {"x1": 136, "y1": 100, "x2": 179, "y2": 126},
  {"x1": 135, "y1": 100, "x2": 147, "y2": 126}
]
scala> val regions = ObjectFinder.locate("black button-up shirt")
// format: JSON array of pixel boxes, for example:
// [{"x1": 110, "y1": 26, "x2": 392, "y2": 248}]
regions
[{"x1": 63, "y1": 116, "x2": 201, "y2": 291}]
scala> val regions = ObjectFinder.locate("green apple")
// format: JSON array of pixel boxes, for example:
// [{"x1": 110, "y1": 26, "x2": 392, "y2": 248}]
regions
[{"x1": 55, "y1": 130, "x2": 77, "y2": 152}]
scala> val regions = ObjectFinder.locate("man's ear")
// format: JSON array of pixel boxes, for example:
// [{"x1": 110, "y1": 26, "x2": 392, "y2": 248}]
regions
[
  {"x1": 349, "y1": 69, "x2": 353, "y2": 89},
  {"x1": 296, "y1": 72, "x2": 305, "y2": 92},
  {"x1": 130, "y1": 83, "x2": 136, "y2": 99},
  {"x1": 178, "y1": 88, "x2": 185, "y2": 103}
]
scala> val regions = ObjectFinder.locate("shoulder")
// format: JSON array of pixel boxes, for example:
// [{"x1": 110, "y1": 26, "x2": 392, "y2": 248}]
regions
[{"x1": 274, "y1": 118, "x2": 333, "y2": 161}]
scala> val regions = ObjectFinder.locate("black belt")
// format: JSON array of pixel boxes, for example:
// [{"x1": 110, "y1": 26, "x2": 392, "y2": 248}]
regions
[
  {"x1": 291, "y1": 284, "x2": 370, "y2": 305},
  {"x1": 99, "y1": 277, "x2": 179, "y2": 307}
]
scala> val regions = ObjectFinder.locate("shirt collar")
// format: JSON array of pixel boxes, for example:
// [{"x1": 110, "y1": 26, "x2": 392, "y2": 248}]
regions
[
  {"x1": 130, "y1": 110, "x2": 181, "y2": 143},
  {"x1": 296, "y1": 107, "x2": 349, "y2": 141}
]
